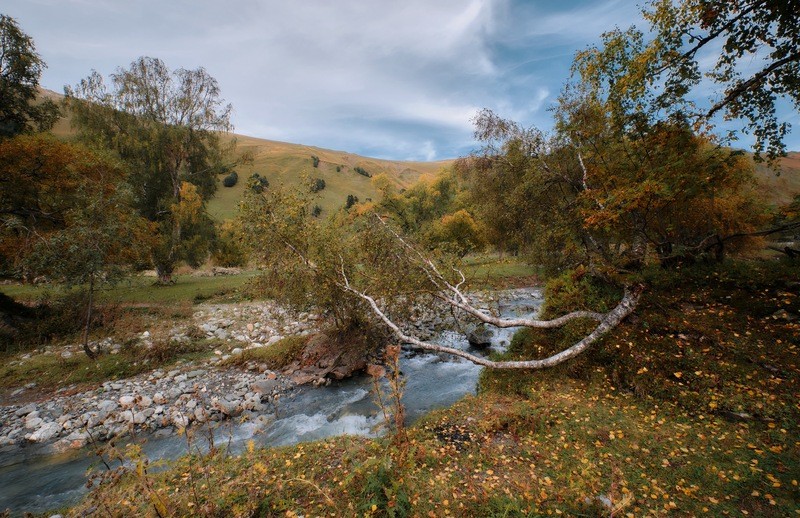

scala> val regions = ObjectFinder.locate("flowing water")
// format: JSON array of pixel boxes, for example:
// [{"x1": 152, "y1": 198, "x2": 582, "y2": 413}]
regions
[{"x1": 0, "y1": 288, "x2": 542, "y2": 515}]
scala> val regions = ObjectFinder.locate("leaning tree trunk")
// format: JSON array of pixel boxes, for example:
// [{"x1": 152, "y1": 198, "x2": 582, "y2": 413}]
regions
[{"x1": 82, "y1": 274, "x2": 96, "y2": 360}]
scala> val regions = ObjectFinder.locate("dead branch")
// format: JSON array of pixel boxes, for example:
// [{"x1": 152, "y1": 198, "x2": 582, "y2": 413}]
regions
[{"x1": 339, "y1": 220, "x2": 642, "y2": 370}]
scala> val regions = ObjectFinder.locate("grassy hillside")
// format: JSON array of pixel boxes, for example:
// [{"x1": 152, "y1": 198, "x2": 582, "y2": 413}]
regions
[
  {"x1": 754, "y1": 152, "x2": 800, "y2": 206},
  {"x1": 211, "y1": 134, "x2": 450, "y2": 220},
  {"x1": 39, "y1": 88, "x2": 798, "y2": 219},
  {"x1": 39, "y1": 88, "x2": 451, "y2": 221}
]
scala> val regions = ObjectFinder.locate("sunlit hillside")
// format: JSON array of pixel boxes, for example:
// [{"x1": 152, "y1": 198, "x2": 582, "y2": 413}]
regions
[
  {"x1": 210, "y1": 134, "x2": 451, "y2": 220},
  {"x1": 41, "y1": 88, "x2": 451, "y2": 220}
]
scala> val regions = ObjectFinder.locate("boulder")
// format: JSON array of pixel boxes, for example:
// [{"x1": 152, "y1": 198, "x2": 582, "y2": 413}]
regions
[
  {"x1": 251, "y1": 379, "x2": 278, "y2": 394},
  {"x1": 29, "y1": 422, "x2": 61, "y2": 443},
  {"x1": 14, "y1": 403, "x2": 37, "y2": 417},
  {"x1": 466, "y1": 323, "x2": 493, "y2": 348}
]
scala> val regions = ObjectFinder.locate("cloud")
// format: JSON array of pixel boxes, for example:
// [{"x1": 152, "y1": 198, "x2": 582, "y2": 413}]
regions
[{"x1": 15, "y1": 0, "x2": 750, "y2": 159}]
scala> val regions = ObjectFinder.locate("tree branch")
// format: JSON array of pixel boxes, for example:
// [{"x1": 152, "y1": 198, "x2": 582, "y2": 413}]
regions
[{"x1": 340, "y1": 276, "x2": 642, "y2": 370}]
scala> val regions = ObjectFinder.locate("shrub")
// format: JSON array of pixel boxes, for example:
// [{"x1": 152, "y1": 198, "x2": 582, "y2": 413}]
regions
[
  {"x1": 222, "y1": 171, "x2": 238, "y2": 187},
  {"x1": 354, "y1": 166, "x2": 371, "y2": 178},
  {"x1": 345, "y1": 194, "x2": 359, "y2": 209},
  {"x1": 311, "y1": 155, "x2": 320, "y2": 168},
  {"x1": 310, "y1": 178, "x2": 326, "y2": 193},
  {"x1": 312, "y1": 204, "x2": 322, "y2": 217},
  {"x1": 336, "y1": 165, "x2": 341, "y2": 172},
  {"x1": 249, "y1": 173, "x2": 269, "y2": 193}
]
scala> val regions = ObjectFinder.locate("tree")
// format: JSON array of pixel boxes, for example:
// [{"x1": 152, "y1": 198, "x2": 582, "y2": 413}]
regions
[
  {"x1": 574, "y1": 0, "x2": 800, "y2": 161},
  {"x1": 0, "y1": 14, "x2": 59, "y2": 138},
  {"x1": 240, "y1": 180, "x2": 640, "y2": 371},
  {"x1": 0, "y1": 134, "x2": 150, "y2": 357},
  {"x1": 65, "y1": 56, "x2": 236, "y2": 283},
  {"x1": 462, "y1": 99, "x2": 769, "y2": 276},
  {"x1": 430, "y1": 209, "x2": 485, "y2": 258}
]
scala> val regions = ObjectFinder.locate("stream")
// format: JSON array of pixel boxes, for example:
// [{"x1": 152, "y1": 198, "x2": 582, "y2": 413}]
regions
[{"x1": 0, "y1": 288, "x2": 542, "y2": 515}]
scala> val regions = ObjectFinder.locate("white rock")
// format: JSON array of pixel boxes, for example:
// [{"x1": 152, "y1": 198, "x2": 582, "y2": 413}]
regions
[
  {"x1": 29, "y1": 422, "x2": 61, "y2": 443},
  {"x1": 171, "y1": 412, "x2": 189, "y2": 428},
  {"x1": 25, "y1": 417, "x2": 43, "y2": 430},
  {"x1": 119, "y1": 395, "x2": 135, "y2": 407}
]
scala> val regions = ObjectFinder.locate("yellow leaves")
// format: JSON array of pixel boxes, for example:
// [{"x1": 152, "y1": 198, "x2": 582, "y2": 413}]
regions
[
  {"x1": 673, "y1": 372, "x2": 683, "y2": 379},
  {"x1": 173, "y1": 181, "x2": 203, "y2": 225}
]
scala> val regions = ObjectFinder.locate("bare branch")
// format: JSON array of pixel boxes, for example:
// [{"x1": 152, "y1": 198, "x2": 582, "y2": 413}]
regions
[{"x1": 341, "y1": 273, "x2": 642, "y2": 370}]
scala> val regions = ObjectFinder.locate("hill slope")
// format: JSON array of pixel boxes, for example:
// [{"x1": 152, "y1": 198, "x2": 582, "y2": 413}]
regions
[
  {"x1": 39, "y1": 88, "x2": 798, "y2": 218},
  {"x1": 212, "y1": 134, "x2": 451, "y2": 220},
  {"x1": 40, "y1": 88, "x2": 451, "y2": 220}
]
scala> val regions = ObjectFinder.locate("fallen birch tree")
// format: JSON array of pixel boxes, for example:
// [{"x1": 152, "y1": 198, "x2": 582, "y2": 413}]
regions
[{"x1": 240, "y1": 184, "x2": 642, "y2": 371}]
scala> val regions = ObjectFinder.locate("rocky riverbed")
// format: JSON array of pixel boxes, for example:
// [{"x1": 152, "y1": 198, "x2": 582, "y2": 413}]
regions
[
  {"x1": 0, "y1": 364, "x2": 294, "y2": 453},
  {"x1": 0, "y1": 289, "x2": 539, "y2": 455}
]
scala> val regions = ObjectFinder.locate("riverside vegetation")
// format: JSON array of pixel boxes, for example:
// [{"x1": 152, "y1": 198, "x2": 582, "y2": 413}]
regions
[{"x1": 1, "y1": 0, "x2": 800, "y2": 516}]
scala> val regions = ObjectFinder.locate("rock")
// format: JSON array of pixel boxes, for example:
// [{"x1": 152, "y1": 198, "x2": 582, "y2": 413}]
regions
[
  {"x1": 61, "y1": 350, "x2": 73, "y2": 359},
  {"x1": 246, "y1": 323, "x2": 255, "y2": 332},
  {"x1": 171, "y1": 412, "x2": 189, "y2": 428},
  {"x1": 194, "y1": 407, "x2": 208, "y2": 422},
  {"x1": 25, "y1": 417, "x2": 43, "y2": 430},
  {"x1": 139, "y1": 395, "x2": 153, "y2": 407},
  {"x1": 466, "y1": 323, "x2": 493, "y2": 348},
  {"x1": 231, "y1": 347, "x2": 243, "y2": 355},
  {"x1": 29, "y1": 422, "x2": 61, "y2": 443},
  {"x1": 185, "y1": 369, "x2": 206, "y2": 379},
  {"x1": 251, "y1": 379, "x2": 278, "y2": 394},
  {"x1": 213, "y1": 399, "x2": 240, "y2": 416},
  {"x1": 141, "y1": 331, "x2": 150, "y2": 339},
  {"x1": 721, "y1": 410, "x2": 754, "y2": 422},
  {"x1": 119, "y1": 395, "x2": 135, "y2": 407},
  {"x1": 153, "y1": 392, "x2": 167, "y2": 405},
  {"x1": 98, "y1": 400, "x2": 118, "y2": 413},
  {"x1": 214, "y1": 328, "x2": 230, "y2": 340},
  {"x1": 14, "y1": 403, "x2": 37, "y2": 417}
]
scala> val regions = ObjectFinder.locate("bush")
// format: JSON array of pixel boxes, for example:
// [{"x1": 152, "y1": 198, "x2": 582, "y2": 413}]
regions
[
  {"x1": 345, "y1": 194, "x2": 359, "y2": 209},
  {"x1": 212, "y1": 220, "x2": 247, "y2": 267},
  {"x1": 249, "y1": 173, "x2": 269, "y2": 193},
  {"x1": 222, "y1": 171, "x2": 238, "y2": 187},
  {"x1": 310, "y1": 178, "x2": 326, "y2": 193},
  {"x1": 354, "y1": 166, "x2": 371, "y2": 178},
  {"x1": 311, "y1": 155, "x2": 320, "y2": 168},
  {"x1": 312, "y1": 204, "x2": 322, "y2": 217}
]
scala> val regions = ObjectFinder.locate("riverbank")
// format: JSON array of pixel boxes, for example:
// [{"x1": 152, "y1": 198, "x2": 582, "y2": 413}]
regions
[{"x1": 62, "y1": 260, "x2": 800, "y2": 517}]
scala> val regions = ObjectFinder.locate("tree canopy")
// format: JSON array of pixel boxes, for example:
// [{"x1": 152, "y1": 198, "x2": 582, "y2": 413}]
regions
[
  {"x1": 574, "y1": 0, "x2": 800, "y2": 161},
  {"x1": 0, "y1": 14, "x2": 59, "y2": 138},
  {"x1": 65, "y1": 56, "x2": 236, "y2": 282}
]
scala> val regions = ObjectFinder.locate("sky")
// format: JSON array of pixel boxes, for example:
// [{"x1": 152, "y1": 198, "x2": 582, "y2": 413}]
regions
[{"x1": 5, "y1": 0, "x2": 798, "y2": 161}]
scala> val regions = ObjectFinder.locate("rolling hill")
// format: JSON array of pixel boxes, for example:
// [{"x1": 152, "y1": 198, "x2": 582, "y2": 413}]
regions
[
  {"x1": 210, "y1": 134, "x2": 451, "y2": 220},
  {"x1": 40, "y1": 88, "x2": 451, "y2": 220},
  {"x1": 38, "y1": 88, "x2": 799, "y2": 220}
]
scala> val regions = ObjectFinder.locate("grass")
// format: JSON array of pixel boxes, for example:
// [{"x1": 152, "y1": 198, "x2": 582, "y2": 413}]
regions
[
  {"x1": 65, "y1": 258, "x2": 800, "y2": 517},
  {"x1": 0, "y1": 271, "x2": 257, "y2": 305},
  {"x1": 461, "y1": 254, "x2": 541, "y2": 289},
  {"x1": 0, "y1": 339, "x2": 218, "y2": 391},
  {"x1": 222, "y1": 335, "x2": 308, "y2": 371},
  {"x1": 184, "y1": 133, "x2": 448, "y2": 221}
]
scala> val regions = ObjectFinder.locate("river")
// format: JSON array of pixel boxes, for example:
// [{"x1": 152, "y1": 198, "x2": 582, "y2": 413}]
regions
[{"x1": 0, "y1": 288, "x2": 542, "y2": 515}]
